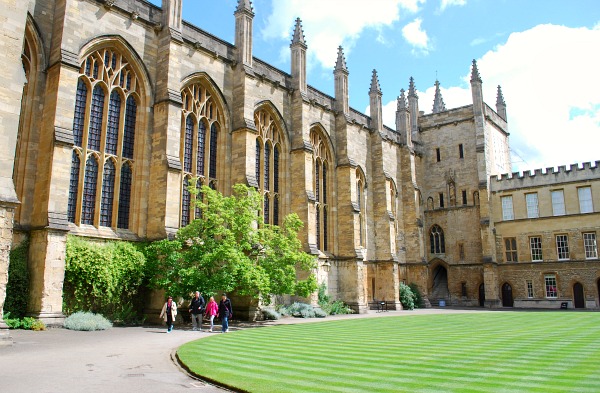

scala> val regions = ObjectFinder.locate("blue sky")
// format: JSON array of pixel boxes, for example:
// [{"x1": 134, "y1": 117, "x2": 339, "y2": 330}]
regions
[{"x1": 149, "y1": 0, "x2": 600, "y2": 173}]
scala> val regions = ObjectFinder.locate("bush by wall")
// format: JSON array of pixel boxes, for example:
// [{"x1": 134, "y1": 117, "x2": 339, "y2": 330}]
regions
[
  {"x1": 3, "y1": 312, "x2": 45, "y2": 331},
  {"x1": 64, "y1": 311, "x2": 112, "y2": 331},
  {"x1": 63, "y1": 236, "x2": 147, "y2": 324},
  {"x1": 399, "y1": 282, "x2": 416, "y2": 310},
  {"x1": 317, "y1": 282, "x2": 354, "y2": 315},
  {"x1": 409, "y1": 283, "x2": 424, "y2": 308},
  {"x1": 4, "y1": 240, "x2": 29, "y2": 318}
]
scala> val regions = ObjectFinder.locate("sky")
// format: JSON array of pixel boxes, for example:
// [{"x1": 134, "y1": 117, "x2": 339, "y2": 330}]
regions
[{"x1": 149, "y1": 0, "x2": 600, "y2": 173}]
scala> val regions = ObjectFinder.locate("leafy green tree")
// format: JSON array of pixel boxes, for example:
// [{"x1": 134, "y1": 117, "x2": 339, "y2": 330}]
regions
[{"x1": 145, "y1": 184, "x2": 317, "y2": 302}]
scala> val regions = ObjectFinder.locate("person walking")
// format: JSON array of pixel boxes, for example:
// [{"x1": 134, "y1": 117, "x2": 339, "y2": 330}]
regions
[
  {"x1": 204, "y1": 296, "x2": 218, "y2": 332},
  {"x1": 189, "y1": 291, "x2": 206, "y2": 331},
  {"x1": 217, "y1": 294, "x2": 232, "y2": 333},
  {"x1": 159, "y1": 296, "x2": 177, "y2": 333}
]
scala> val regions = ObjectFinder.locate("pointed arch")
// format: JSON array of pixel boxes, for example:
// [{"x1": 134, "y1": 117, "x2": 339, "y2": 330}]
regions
[
  {"x1": 67, "y1": 38, "x2": 147, "y2": 232},
  {"x1": 179, "y1": 75, "x2": 228, "y2": 224},
  {"x1": 181, "y1": 72, "x2": 230, "y2": 130},
  {"x1": 430, "y1": 224, "x2": 446, "y2": 254},
  {"x1": 254, "y1": 101, "x2": 288, "y2": 226},
  {"x1": 310, "y1": 125, "x2": 334, "y2": 252}
]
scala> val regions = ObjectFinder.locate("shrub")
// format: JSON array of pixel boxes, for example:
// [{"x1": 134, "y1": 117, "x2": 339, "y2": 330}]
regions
[
  {"x1": 279, "y1": 302, "x2": 326, "y2": 318},
  {"x1": 64, "y1": 311, "x2": 112, "y2": 331},
  {"x1": 409, "y1": 283, "x2": 424, "y2": 308},
  {"x1": 3, "y1": 312, "x2": 46, "y2": 331},
  {"x1": 63, "y1": 236, "x2": 147, "y2": 324},
  {"x1": 5, "y1": 240, "x2": 29, "y2": 318},
  {"x1": 262, "y1": 308, "x2": 281, "y2": 320},
  {"x1": 399, "y1": 282, "x2": 416, "y2": 310},
  {"x1": 317, "y1": 282, "x2": 354, "y2": 315}
]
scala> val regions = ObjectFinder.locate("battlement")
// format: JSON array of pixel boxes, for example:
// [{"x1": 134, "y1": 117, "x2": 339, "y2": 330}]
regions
[{"x1": 491, "y1": 161, "x2": 600, "y2": 191}]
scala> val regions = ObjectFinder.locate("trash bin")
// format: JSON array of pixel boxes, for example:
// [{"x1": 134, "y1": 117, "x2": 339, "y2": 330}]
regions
[{"x1": 439, "y1": 300, "x2": 446, "y2": 307}]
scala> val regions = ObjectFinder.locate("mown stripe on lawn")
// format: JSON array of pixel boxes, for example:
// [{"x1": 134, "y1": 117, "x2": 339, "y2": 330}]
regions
[{"x1": 178, "y1": 313, "x2": 600, "y2": 393}]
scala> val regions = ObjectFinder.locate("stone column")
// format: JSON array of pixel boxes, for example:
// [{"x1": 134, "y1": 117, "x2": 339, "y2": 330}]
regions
[{"x1": 483, "y1": 262, "x2": 500, "y2": 307}]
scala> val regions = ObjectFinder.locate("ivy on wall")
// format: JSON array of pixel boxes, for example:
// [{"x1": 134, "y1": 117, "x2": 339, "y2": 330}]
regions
[
  {"x1": 63, "y1": 236, "x2": 148, "y2": 323},
  {"x1": 4, "y1": 240, "x2": 30, "y2": 318}
]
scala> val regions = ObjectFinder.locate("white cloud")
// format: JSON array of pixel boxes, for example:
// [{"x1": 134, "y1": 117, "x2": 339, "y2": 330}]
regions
[
  {"x1": 401, "y1": 18, "x2": 431, "y2": 55},
  {"x1": 440, "y1": 0, "x2": 467, "y2": 11},
  {"x1": 261, "y1": 0, "x2": 424, "y2": 69},
  {"x1": 383, "y1": 24, "x2": 600, "y2": 173}
]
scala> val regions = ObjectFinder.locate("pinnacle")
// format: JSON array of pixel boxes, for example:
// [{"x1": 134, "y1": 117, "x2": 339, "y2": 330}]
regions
[
  {"x1": 496, "y1": 85, "x2": 506, "y2": 106},
  {"x1": 432, "y1": 80, "x2": 446, "y2": 113},
  {"x1": 291, "y1": 17, "x2": 306, "y2": 45},
  {"x1": 334, "y1": 46, "x2": 347, "y2": 72},
  {"x1": 369, "y1": 69, "x2": 381, "y2": 95},
  {"x1": 470, "y1": 59, "x2": 482, "y2": 83},
  {"x1": 408, "y1": 77, "x2": 418, "y2": 98},
  {"x1": 236, "y1": 0, "x2": 253, "y2": 13},
  {"x1": 397, "y1": 89, "x2": 407, "y2": 110}
]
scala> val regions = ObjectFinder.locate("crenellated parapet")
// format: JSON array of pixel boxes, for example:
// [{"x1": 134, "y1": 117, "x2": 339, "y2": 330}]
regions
[{"x1": 491, "y1": 161, "x2": 600, "y2": 191}]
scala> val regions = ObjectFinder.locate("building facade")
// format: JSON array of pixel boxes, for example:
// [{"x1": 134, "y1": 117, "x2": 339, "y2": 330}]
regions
[{"x1": 0, "y1": 0, "x2": 598, "y2": 329}]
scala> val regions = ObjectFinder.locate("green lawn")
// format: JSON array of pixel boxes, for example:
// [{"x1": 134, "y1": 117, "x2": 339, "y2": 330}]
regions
[{"x1": 177, "y1": 312, "x2": 600, "y2": 392}]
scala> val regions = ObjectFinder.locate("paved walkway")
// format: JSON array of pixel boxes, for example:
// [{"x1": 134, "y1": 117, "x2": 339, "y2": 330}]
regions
[{"x1": 0, "y1": 308, "x2": 487, "y2": 392}]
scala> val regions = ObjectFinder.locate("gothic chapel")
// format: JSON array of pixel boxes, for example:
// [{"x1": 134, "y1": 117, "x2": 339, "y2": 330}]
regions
[{"x1": 1, "y1": 0, "x2": 599, "y2": 337}]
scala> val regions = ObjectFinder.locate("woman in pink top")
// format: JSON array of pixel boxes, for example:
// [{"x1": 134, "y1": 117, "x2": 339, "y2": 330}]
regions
[{"x1": 204, "y1": 296, "x2": 218, "y2": 332}]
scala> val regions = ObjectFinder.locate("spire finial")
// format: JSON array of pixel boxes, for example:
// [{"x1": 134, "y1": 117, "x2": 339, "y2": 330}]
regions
[
  {"x1": 408, "y1": 77, "x2": 418, "y2": 98},
  {"x1": 291, "y1": 17, "x2": 306, "y2": 45},
  {"x1": 496, "y1": 85, "x2": 505, "y2": 106},
  {"x1": 397, "y1": 89, "x2": 407, "y2": 110},
  {"x1": 432, "y1": 80, "x2": 446, "y2": 113},
  {"x1": 369, "y1": 69, "x2": 381, "y2": 95},
  {"x1": 236, "y1": 0, "x2": 253, "y2": 12},
  {"x1": 335, "y1": 46, "x2": 348, "y2": 72},
  {"x1": 470, "y1": 59, "x2": 482, "y2": 83}
]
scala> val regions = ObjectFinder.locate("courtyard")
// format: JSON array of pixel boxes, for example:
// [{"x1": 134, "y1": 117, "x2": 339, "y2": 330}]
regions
[{"x1": 178, "y1": 310, "x2": 600, "y2": 393}]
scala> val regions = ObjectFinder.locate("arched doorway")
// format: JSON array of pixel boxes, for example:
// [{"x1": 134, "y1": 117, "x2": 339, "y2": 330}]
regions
[
  {"x1": 573, "y1": 282, "x2": 585, "y2": 309},
  {"x1": 501, "y1": 283, "x2": 513, "y2": 307},
  {"x1": 479, "y1": 283, "x2": 485, "y2": 307},
  {"x1": 431, "y1": 265, "x2": 449, "y2": 305}
]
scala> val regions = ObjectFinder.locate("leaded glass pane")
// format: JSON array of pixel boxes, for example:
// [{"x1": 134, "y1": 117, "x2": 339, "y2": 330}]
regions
[
  {"x1": 255, "y1": 140, "x2": 261, "y2": 188},
  {"x1": 273, "y1": 197, "x2": 279, "y2": 226},
  {"x1": 323, "y1": 207, "x2": 328, "y2": 251},
  {"x1": 67, "y1": 151, "x2": 80, "y2": 223},
  {"x1": 197, "y1": 122, "x2": 206, "y2": 176},
  {"x1": 106, "y1": 91, "x2": 121, "y2": 155},
  {"x1": 117, "y1": 164, "x2": 132, "y2": 229},
  {"x1": 73, "y1": 80, "x2": 87, "y2": 147},
  {"x1": 122, "y1": 96, "x2": 136, "y2": 159},
  {"x1": 264, "y1": 197, "x2": 269, "y2": 224},
  {"x1": 209, "y1": 123, "x2": 218, "y2": 179},
  {"x1": 322, "y1": 163, "x2": 327, "y2": 204},
  {"x1": 88, "y1": 86, "x2": 105, "y2": 151},
  {"x1": 183, "y1": 116, "x2": 193, "y2": 173},
  {"x1": 181, "y1": 177, "x2": 191, "y2": 227},
  {"x1": 100, "y1": 160, "x2": 116, "y2": 227},
  {"x1": 82, "y1": 156, "x2": 98, "y2": 225},
  {"x1": 264, "y1": 144, "x2": 270, "y2": 191},
  {"x1": 274, "y1": 146, "x2": 279, "y2": 193}
]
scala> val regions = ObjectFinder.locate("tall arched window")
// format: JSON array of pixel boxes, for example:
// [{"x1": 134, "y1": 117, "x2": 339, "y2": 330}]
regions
[
  {"x1": 254, "y1": 108, "x2": 284, "y2": 226},
  {"x1": 311, "y1": 128, "x2": 332, "y2": 251},
  {"x1": 180, "y1": 83, "x2": 222, "y2": 226},
  {"x1": 430, "y1": 224, "x2": 445, "y2": 254},
  {"x1": 68, "y1": 48, "x2": 140, "y2": 229},
  {"x1": 388, "y1": 179, "x2": 398, "y2": 255},
  {"x1": 356, "y1": 168, "x2": 366, "y2": 248}
]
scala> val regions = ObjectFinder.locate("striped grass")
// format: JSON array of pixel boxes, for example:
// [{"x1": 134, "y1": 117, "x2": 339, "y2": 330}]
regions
[{"x1": 177, "y1": 312, "x2": 600, "y2": 392}]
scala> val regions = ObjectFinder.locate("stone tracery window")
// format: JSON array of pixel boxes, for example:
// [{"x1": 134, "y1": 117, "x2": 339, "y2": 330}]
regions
[
  {"x1": 180, "y1": 83, "x2": 222, "y2": 226},
  {"x1": 311, "y1": 128, "x2": 331, "y2": 251},
  {"x1": 254, "y1": 108, "x2": 283, "y2": 226},
  {"x1": 68, "y1": 48, "x2": 140, "y2": 229},
  {"x1": 430, "y1": 224, "x2": 445, "y2": 254}
]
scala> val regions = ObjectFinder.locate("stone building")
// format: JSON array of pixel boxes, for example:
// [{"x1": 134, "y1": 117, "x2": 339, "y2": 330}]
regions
[{"x1": 0, "y1": 0, "x2": 598, "y2": 332}]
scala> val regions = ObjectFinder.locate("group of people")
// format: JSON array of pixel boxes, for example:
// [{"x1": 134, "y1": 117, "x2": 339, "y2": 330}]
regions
[{"x1": 159, "y1": 292, "x2": 233, "y2": 333}]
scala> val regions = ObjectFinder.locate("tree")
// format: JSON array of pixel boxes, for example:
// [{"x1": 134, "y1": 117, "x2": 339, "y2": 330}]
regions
[{"x1": 145, "y1": 184, "x2": 317, "y2": 302}]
